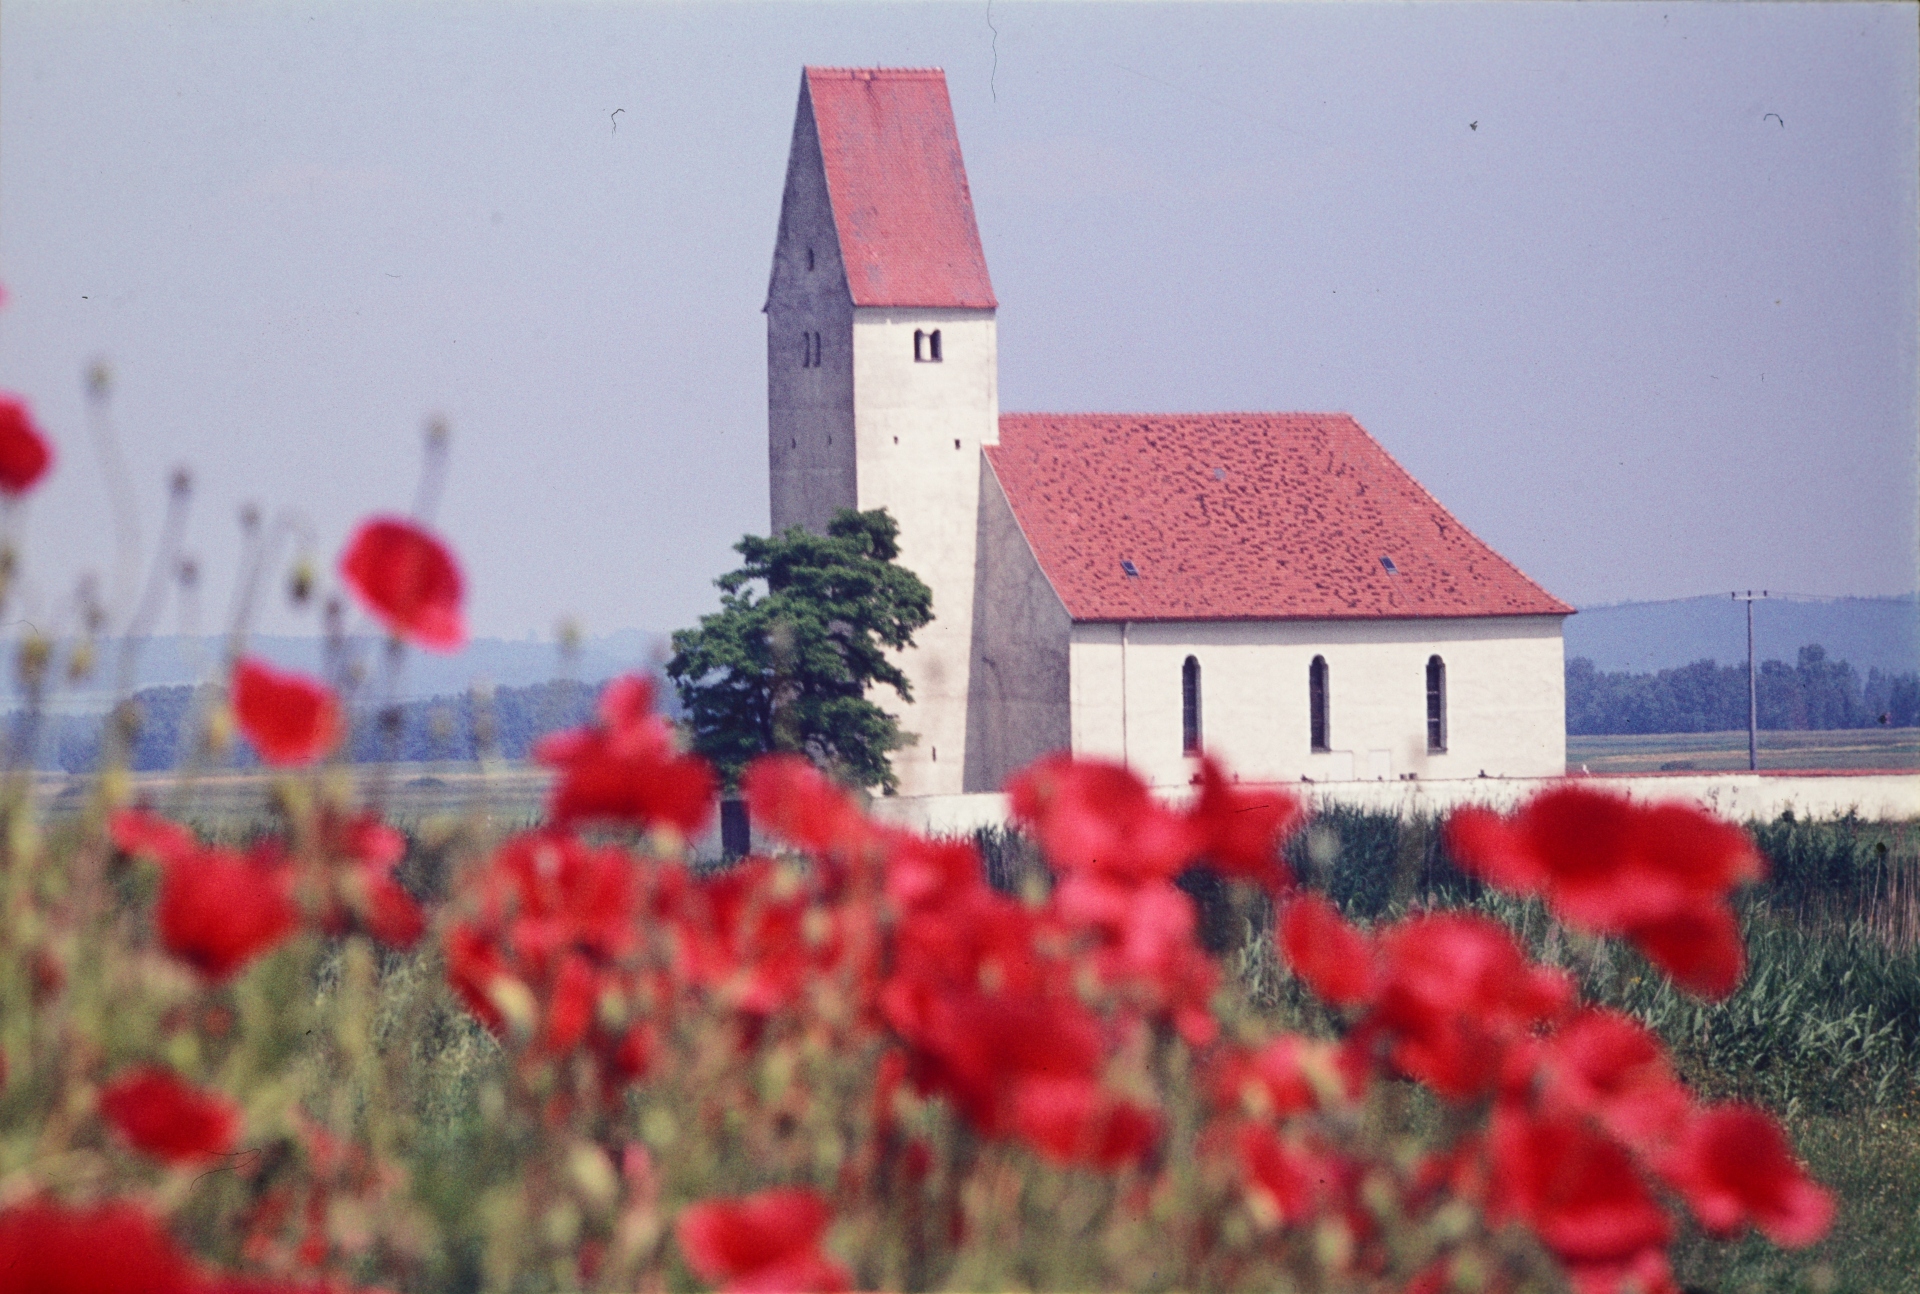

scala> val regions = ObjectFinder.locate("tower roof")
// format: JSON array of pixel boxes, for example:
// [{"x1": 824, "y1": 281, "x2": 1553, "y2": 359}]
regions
[
  {"x1": 803, "y1": 67, "x2": 997, "y2": 309},
  {"x1": 985, "y1": 413, "x2": 1574, "y2": 622}
]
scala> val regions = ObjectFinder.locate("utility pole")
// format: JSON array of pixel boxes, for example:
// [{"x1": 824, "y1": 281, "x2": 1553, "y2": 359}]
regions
[{"x1": 1732, "y1": 590, "x2": 1767, "y2": 770}]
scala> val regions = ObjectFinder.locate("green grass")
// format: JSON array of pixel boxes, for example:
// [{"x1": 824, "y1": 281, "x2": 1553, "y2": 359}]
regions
[{"x1": 1568, "y1": 727, "x2": 1920, "y2": 774}]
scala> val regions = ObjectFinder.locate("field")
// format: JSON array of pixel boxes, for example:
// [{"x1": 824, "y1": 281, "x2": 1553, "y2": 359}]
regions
[
  {"x1": 22, "y1": 759, "x2": 1920, "y2": 1288},
  {"x1": 35, "y1": 760, "x2": 556, "y2": 831},
  {"x1": 1568, "y1": 727, "x2": 1920, "y2": 774}
]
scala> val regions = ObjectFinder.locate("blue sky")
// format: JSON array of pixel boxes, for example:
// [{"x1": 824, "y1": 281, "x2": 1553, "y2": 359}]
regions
[{"x1": 2, "y1": 1, "x2": 1914, "y2": 646}]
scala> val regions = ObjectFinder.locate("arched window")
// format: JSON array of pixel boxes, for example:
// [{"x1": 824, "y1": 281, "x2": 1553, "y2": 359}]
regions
[
  {"x1": 1309, "y1": 655, "x2": 1330, "y2": 752},
  {"x1": 1426, "y1": 655, "x2": 1447, "y2": 753},
  {"x1": 1182, "y1": 656, "x2": 1202, "y2": 754},
  {"x1": 914, "y1": 328, "x2": 944, "y2": 363}
]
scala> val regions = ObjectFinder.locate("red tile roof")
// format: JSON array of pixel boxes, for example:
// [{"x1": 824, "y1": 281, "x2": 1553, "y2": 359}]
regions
[
  {"x1": 985, "y1": 414, "x2": 1574, "y2": 622},
  {"x1": 805, "y1": 67, "x2": 997, "y2": 310}
]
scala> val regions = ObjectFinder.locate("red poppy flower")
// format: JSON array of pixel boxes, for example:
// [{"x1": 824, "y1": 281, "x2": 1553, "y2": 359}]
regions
[
  {"x1": 1008, "y1": 753, "x2": 1199, "y2": 883},
  {"x1": 357, "y1": 869, "x2": 427, "y2": 949},
  {"x1": 1658, "y1": 1104, "x2": 1834, "y2": 1247},
  {"x1": 0, "y1": 1199, "x2": 196, "y2": 1294},
  {"x1": 110, "y1": 808, "x2": 198, "y2": 867},
  {"x1": 232, "y1": 656, "x2": 340, "y2": 766},
  {"x1": 444, "y1": 925, "x2": 516, "y2": 1035},
  {"x1": 446, "y1": 831, "x2": 646, "y2": 1079},
  {"x1": 156, "y1": 845, "x2": 298, "y2": 981},
  {"x1": 0, "y1": 395, "x2": 53, "y2": 496},
  {"x1": 1010, "y1": 1076, "x2": 1160, "y2": 1169},
  {"x1": 1369, "y1": 913, "x2": 1572, "y2": 1100},
  {"x1": 888, "y1": 989, "x2": 1105, "y2": 1136},
  {"x1": 338, "y1": 516, "x2": 465, "y2": 652},
  {"x1": 1236, "y1": 1125, "x2": 1326, "y2": 1224},
  {"x1": 1489, "y1": 1108, "x2": 1674, "y2": 1274},
  {"x1": 305, "y1": 811, "x2": 425, "y2": 950},
  {"x1": 99, "y1": 1066, "x2": 241, "y2": 1163},
  {"x1": 1185, "y1": 756, "x2": 1302, "y2": 890},
  {"x1": 1626, "y1": 902, "x2": 1748, "y2": 1000},
  {"x1": 537, "y1": 674, "x2": 715, "y2": 836},
  {"x1": 1280, "y1": 894, "x2": 1377, "y2": 1007},
  {"x1": 740, "y1": 752, "x2": 869, "y2": 857},
  {"x1": 883, "y1": 832, "x2": 989, "y2": 910},
  {"x1": 1529, "y1": 1009, "x2": 1691, "y2": 1157},
  {"x1": 1212, "y1": 1033, "x2": 1354, "y2": 1117},
  {"x1": 1446, "y1": 787, "x2": 1763, "y2": 997},
  {"x1": 676, "y1": 1189, "x2": 850, "y2": 1294}
]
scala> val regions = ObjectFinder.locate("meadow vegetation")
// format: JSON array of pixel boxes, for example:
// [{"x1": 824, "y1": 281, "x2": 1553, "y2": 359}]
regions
[{"x1": 0, "y1": 388, "x2": 1905, "y2": 1292}]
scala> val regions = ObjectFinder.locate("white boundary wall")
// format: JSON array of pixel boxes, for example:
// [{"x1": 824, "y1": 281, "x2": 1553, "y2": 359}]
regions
[{"x1": 862, "y1": 772, "x2": 1920, "y2": 837}]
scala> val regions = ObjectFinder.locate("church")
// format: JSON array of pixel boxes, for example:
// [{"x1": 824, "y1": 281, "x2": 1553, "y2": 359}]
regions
[{"x1": 766, "y1": 66, "x2": 1572, "y2": 800}]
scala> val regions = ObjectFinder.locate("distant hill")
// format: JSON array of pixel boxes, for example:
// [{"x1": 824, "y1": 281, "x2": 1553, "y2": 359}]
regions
[{"x1": 1565, "y1": 596, "x2": 1919, "y2": 675}]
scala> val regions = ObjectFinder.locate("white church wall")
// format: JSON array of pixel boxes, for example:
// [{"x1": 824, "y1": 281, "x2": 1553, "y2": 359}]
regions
[
  {"x1": 1068, "y1": 615, "x2": 1567, "y2": 788},
  {"x1": 963, "y1": 463, "x2": 1073, "y2": 791},
  {"x1": 766, "y1": 83, "x2": 857, "y2": 536},
  {"x1": 852, "y1": 306, "x2": 999, "y2": 796}
]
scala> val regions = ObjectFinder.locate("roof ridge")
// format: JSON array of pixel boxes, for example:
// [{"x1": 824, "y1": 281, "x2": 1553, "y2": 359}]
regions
[
  {"x1": 1002, "y1": 411, "x2": 1355, "y2": 420},
  {"x1": 806, "y1": 66, "x2": 948, "y2": 79}
]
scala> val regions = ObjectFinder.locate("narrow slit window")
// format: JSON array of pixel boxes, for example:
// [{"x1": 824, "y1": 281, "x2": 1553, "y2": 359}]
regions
[
  {"x1": 1309, "y1": 655, "x2": 1331, "y2": 752},
  {"x1": 1426, "y1": 655, "x2": 1447, "y2": 752},
  {"x1": 806, "y1": 246, "x2": 815, "y2": 271},
  {"x1": 800, "y1": 331, "x2": 823, "y2": 368},
  {"x1": 1182, "y1": 656, "x2": 1202, "y2": 755}
]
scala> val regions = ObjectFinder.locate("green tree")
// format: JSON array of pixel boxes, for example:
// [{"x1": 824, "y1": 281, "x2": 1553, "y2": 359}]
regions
[{"x1": 666, "y1": 508, "x2": 933, "y2": 792}]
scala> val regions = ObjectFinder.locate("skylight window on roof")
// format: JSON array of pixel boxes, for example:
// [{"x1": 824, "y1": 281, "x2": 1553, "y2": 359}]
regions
[
  {"x1": 1379, "y1": 556, "x2": 1398, "y2": 574},
  {"x1": 1120, "y1": 560, "x2": 1140, "y2": 578}
]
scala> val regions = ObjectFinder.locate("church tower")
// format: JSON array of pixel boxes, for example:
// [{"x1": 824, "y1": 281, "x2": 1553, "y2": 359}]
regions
[{"x1": 766, "y1": 67, "x2": 999, "y2": 797}]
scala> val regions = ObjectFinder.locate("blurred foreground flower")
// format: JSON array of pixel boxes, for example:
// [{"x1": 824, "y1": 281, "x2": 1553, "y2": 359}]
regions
[
  {"x1": 338, "y1": 515, "x2": 465, "y2": 651},
  {"x1": 1446, "y1": 785, "x2": 1764, "y2": 997},
  {"x1": 0, "y1": 1199, "x2": 196, "y2": 1294},
  {"x1": 232, "y1": 657, "x2": 340, "y2": 766},
  {"x1": 676, "y1": 1189, "x2": 850, "y2": 1294},
  {"x1": 0, "y1": 393, "x2": 52, "y2": 496},
  {"x1": 112, "y1": 811, "x2": 298, "y2": 981},
  {"x1": 99, "y1": 1067, "x2": 242, "y2": 1164},
  {"x1": 535, "y1": 673, "x2": 715, "y2": 836}
]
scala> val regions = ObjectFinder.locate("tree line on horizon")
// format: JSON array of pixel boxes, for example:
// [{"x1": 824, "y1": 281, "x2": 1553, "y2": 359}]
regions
[
  {"x1": 15, "y1": 678, "x2": 609, "y2": 774},
  {"x1": 1567, "y1": 644, "x2": 1920, "y2": 736}
]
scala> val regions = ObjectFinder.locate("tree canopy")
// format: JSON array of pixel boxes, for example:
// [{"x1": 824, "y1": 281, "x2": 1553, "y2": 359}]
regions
[{"x1": 665, "y1": 508, "x2": 934, "y2": 792}]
